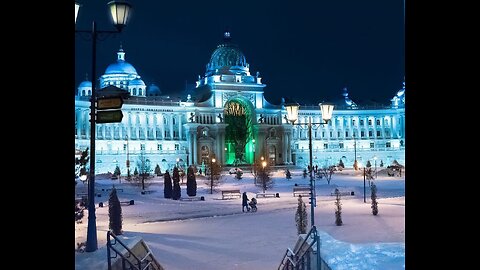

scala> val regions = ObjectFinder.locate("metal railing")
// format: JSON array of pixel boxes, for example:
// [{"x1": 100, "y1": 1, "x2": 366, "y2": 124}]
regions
[
  {"x1": 278, "y1": 226, "x2": 327, "y2": 270},
  {"x1": 107, "y1": 231, "x2": 156, "y2": 270}
]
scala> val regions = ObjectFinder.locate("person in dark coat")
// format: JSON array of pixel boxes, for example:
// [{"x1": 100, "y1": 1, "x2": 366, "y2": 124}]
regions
[{"x1": 242, "y1": 192, "x2": 250, "y2": 212}]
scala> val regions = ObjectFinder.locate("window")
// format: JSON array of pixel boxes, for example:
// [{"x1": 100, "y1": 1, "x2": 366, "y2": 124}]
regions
[
  {"x1": 368, "y1": 130, "x2": 373, "y2": 137},
  {"x1": 140, "y1": 144, "x2": 145, "y2": 151},
  {"x1": 175, "y1": 144, "x2": 180, "y2": 150},
  {"x1": 345, "y1": 131, "x2": 349, "y2": 137},
  {"x1": 323, "y1": 143, "x2": 328, "y2": 149},
  {"x1": 360, "y1": 119, "x2": 364, "y2": 125},
  {"x1": 173, "y1": 131, "x2": 177, "y2": 138},
  {"x1": 157, "y1": 144, "x2": 162, "y2": 151},
  {"x1": 337, "y1": 131, "x2": 341, "y2": 137},
  {"x1": 370, "y1": 142, "x2": 374, "y2": 148},
  {"x1": 173, "y1": 117, "x2": 176, "y2": 125},
  {"x1": 352, "y1": 119, "x2": 356, "y2": 126},
  {"x1": 133, "y1": 88, "x2": 137, "y2": 96},
  {"x1": 322, "y1": 132, "x2": 325, "y2": 138},
  {"x1": 339, "y1": 143, "x2": 344, "y2": 149},
  {"x1": 377, "y1": 131, "x2": 381, "y2": 137},
  {"x1": 156, "y1": 129, "x2": 161, "y2": 137},
  {"x1": 376, "y1": 119, "x2": 380, "y2": 125},
  {"x1": 368, "y1": 119, "x2": 372, "y2": 126},
  {"x1": 361, "y1": 131, "x2": 365, "y2": 137},
  {"x1": 386, "y1": 142, "x2": 391, "y2": 148},
  {"x1": 202, "y1": 129, "x2": 208, "y2": 136},
  {"x1": 385, "y1": 119, "x2": 389, "y2": 126},
  {"x1": 123, "y1": 144, "x2": 127, "y2": 151},
  {"x1": 329, "y1": 131, "x2": 333, "y2": 137}
]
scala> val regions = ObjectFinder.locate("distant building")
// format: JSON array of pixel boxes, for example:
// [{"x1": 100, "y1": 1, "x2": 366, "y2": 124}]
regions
[{"x1": 75, "y1": 31, "x2": 405, "y2": 174}]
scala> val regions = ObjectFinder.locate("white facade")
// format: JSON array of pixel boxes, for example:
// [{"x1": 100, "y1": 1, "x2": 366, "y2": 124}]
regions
[{"x1": 75, "y1": 32, "x2": 405, "y2": 174}]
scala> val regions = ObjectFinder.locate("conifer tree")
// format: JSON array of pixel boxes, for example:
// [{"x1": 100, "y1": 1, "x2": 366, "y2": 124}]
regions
[
  {"x1": 295, "y1": 195, "x2": 308, "y2": 234},
  {"x1": 286, "y1": 169, "x2": 292, "y2": 179},
  {"x1": 172, "y1": 167, "x2": 181, "y2": 200},
  {"x1": 134, "y1": 167, "x2": 139, "y2": 176},
  {"x1": 334, "y1": 188, "x2": 343, "y2": 226},
  {"x1": 366, "y1": 160, "x2": 372, "y2": 168},
  {"x1": 186, "y1": 166, "x2": 197, "y2": 196},
  {"x1": 114, "y1": 165, "x2": 121, "y2": 177},
  {"x1": 371, "y1": 183, "x2": 379, "y2": 215},
  {"x1": 380, "y1": 160, "x2": 384, "y2": 167},
  {"x1": 164, "y1": 171, "x2": 172, "y2": 198},
  {"x1": 154, "y1": 164, "x2": 162, "y2": 176},
  {"x1": 109, "y1": 187, "x2": 123, "y2": 235},
  {"x1": 338, "y1": 159, "x2": 345, "y2": 169}
]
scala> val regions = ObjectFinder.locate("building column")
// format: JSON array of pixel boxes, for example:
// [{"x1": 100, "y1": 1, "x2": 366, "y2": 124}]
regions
[
  {"x1": 178, "y1": 113, "x2": 183, "y2": 140},
  {"x1": 392, "y1": 115, "x2": 398, "y2": 138},
  {"x1": 85, "y1": 110, "x2": 90, "y2": 140},
  {"x1": 193, "y1": 132, "x2": 198, "y2": 165},
  {"x1": 169, "y1": 114, "x2": 174, "y2": 139}
]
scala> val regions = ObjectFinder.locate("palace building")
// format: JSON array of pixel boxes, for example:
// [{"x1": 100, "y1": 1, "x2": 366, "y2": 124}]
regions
[{"x1": 75, "y1": 31, "x2": 405, "y2": 174}]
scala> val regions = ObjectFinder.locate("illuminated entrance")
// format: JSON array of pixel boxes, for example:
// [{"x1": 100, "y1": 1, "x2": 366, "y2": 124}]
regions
[{"x1": 224, "y1": 98, "x2": 255, "y2": 165}]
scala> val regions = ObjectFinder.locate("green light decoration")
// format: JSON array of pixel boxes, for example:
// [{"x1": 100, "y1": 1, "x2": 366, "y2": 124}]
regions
[{"x1": 224, "y1": 98, "x2": 255, "y2": 165}]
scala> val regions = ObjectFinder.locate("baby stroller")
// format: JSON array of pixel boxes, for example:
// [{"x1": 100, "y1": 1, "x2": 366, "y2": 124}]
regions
[{"x1": 248, "y1": 197, "x2": 257, "y2": 212}]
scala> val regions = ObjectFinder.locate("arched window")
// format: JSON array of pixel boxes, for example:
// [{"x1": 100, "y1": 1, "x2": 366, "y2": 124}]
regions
[
  {"x1": 139, "y1": 89, "x2": 143, "y2": 96},
  {"x1": 82, "y1": 90, "x2": 86, "y2": 96},
  {"x1": 88, "y1": 90, "x2": 91, "y2": 96},
  {"x1": 133, "y1": 88, "x2": 137, "y2": 96}
]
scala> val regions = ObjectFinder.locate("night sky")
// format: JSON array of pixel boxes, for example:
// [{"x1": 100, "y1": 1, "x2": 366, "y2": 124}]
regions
[{"x1": 75, "y1": 0, "x2": 404, "y2": 106}]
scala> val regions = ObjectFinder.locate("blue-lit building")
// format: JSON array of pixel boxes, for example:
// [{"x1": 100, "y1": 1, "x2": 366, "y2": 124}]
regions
[{"x1": 75, "y1": 32, "x2": 405, "y2": 174}]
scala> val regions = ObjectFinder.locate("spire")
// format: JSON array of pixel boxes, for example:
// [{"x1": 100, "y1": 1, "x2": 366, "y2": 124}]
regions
[
  {"x1": 223, "y1": 28, "x2": 231, "y2": 42},
  {"x1": 342, "y1": 87, "x2": 349, "y2": 98},
  {"x1": 85, "y1": 73, "x2": 89, "y2": 81},
  {"x1": 117, "y1": 44, "x2": 125, "y2": 61}
]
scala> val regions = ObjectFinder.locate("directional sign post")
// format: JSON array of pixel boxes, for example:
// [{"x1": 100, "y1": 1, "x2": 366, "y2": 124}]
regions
[
  {"x1": 96, "y1": 110, "x2": 123, "y2": 123},
  {"x1": 97, "y1": 96, "x2": 123, "y2": 110},
  {"x1": 96, "y1": 96, "x2": 124, "y2": 124}
]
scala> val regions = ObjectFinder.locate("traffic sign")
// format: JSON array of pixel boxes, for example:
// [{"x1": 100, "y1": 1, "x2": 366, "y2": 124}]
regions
[
  {"x1": 96, "y1": 110, "x2": 123, "y2": 123},
  {"x1": 97, "y1": 96, "x2": 124, "y2": 110}
]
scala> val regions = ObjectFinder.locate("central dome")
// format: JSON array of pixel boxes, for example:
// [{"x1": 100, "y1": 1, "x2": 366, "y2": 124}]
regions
[
  {"x1": 104, "y1": 47, "x2": 138, "y2": 75},
  {"x1": 205, "y1": 32, "x2": 249, "y2": 76}
]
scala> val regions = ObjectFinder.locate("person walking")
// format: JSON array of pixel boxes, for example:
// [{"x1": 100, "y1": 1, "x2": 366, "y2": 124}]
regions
[{"x1": 242, "y1": 192, "x2": 250, "y2": 212}]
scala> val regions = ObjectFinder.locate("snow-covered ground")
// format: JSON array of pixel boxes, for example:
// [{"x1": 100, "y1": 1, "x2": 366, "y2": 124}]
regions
[{"x1": 75, "y1": 168, "x2": 405, "y2": 269}]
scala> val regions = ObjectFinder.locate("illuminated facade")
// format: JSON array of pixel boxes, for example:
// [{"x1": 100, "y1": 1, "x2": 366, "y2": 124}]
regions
[{"x1": 75, "y1": 32, "x2": 405, "y2": 174}]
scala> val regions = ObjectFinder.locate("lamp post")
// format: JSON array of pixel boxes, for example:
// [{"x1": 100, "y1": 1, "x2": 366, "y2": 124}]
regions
[
  {"x1": 75, "y1": 0, "x2": 132, "y2": 253},
  {"x1": 285, "y1": 102, "x2": 334, "y2": 227},
  {"x1": 210, "y1": 158, "x2": 216, "y2": 194},
  {"x1": 126, "y1": 135, "x2": 130, "y2": 180},
  {"x1": 353, "y1": 133, "x2": 357, "y2": 170},
  {"x1": 252, "y1": 139, "x2": 256, "y2": 174},
  {"x1": 374, "y1": 156, "x2": 377, "y2": 179}
]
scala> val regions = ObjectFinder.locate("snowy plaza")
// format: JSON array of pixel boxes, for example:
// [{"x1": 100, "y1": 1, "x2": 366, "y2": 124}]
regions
[{"x1": 75, "y1": 167, "x2": 405, "y2": 269}]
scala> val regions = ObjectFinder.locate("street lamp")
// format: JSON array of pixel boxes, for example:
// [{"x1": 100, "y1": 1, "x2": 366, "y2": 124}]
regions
[
  {"x1": 210, "y1": 158, "x2": 216, "y2": 194},
  {"x1": 374, "y1": 156, "x2": 378, "y2": 179},
  {"x1": 252, "y1": 139, "x2": 256, "y2": 174},
  {"x1": 285, "y1": 102, "x2": 334, "y2": 227},
  {"x1": 75, "y1": 0, "x2": 132, "y2": 253}
]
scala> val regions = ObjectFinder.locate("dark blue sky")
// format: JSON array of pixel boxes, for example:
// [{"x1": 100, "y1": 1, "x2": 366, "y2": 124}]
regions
[{"x1": 75, "y1": 0, "x2": 404, "y2": 105}]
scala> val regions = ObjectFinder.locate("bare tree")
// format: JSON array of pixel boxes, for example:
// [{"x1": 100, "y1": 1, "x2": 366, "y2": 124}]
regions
[
  {"x1": 318, "y1": 165, "x2": 335, "y2": 184},
  {"x1": 132, "y1": 149, "x2": 152, "y2": 190}
]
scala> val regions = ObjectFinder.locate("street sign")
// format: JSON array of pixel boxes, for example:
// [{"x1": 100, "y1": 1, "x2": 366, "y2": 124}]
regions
[
  {"x1": 96, "y1": 110, "x2": 123, "y2": 123},
  {"x1": 97, "y1": 96, "x2": 123, "y2": 110}
]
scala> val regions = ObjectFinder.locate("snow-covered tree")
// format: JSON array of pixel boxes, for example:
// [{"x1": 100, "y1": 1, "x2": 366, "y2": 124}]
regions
[
  {"x1": 295, "y1": 195, "x2": 308, "y2": 234},
  {"x1": 338, "y1": 159, "x2": 345, "y2": 170},
  {"x1": 380, "y1": 160, "x2": 384, "y2": 167},
  {"x1": 257, "y1": 165, "x2": 273, "y2": 193},
  {"x1": 172, "y1": 167, "x2": 181, "y2": 200},
  {"x1": 75, "y1": 147, "x2": 89, "y2": 184},
  {"x1": 366, "y1": 160, "x2": 372, "y2": 168},
  {"x1": 186, "y1": 166, "x2": 197, "y2": 196},
  {"x1": 154, "y1": 164, "x2": 162, "y2": 176},
  {"x1": 353, "y1": 160, "x2": 359, "y2": 171},
  {"x1": 164, "y1": 171, "x2": 172, "y2": 198},
  {"x1": 109, "y1": 187, "x2": 123, "y2": 235},
  {"x1": 334, "y1": 188, "x2": 343, "y2": 226},
  {"x1": 114, "y1": 165, "x2": 121, "y2": 178},
  {"x1": 371, "y1": 183, "x2": 378, "y2": 215},
  {"x1": 134, "y1": 167, "x2": 139, "y2": 176}
]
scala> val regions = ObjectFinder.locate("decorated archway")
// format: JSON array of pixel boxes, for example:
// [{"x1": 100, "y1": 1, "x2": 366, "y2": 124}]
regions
[{"x1": 224, "y1": 98, "x2": 255, "y2": 165}]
